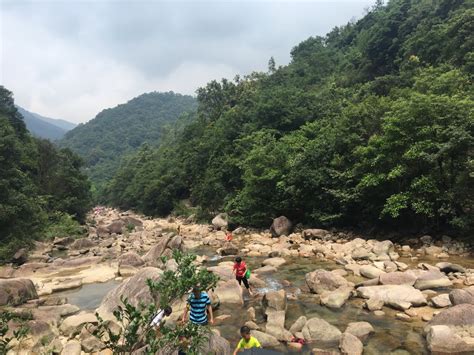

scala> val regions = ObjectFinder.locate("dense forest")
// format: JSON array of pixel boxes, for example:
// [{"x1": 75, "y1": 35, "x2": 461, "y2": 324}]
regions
[
  {"x1": 60, "y1": 92, "x2": 197, "y2": 197},
  {"x1": 107, "y1": 0, "x2": 473, "y2": 235},
  {"x1": 0, "y1": 87, "x2": 91, "y2": 262}
]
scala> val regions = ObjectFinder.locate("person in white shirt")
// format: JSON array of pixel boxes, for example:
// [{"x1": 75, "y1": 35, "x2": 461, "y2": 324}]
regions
[{"x1": 150, "y1": 305, "x2": 172, "y2": 331}]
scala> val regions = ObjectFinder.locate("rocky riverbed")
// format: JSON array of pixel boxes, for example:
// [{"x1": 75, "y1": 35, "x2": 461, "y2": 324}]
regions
[{"x1": 1, "y1": 208, "x2": 473, "y2": 354}]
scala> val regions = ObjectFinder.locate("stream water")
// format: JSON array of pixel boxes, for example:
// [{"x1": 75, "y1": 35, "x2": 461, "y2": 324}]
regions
[{"x1": 55, "y1": 245, "x2": 474, "y2": 354}]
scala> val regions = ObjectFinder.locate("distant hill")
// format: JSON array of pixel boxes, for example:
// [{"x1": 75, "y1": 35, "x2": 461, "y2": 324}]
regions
[
  {"x1": 17, "y1": 106, "x2": 76, "y2": 140},
  {"x1": 59, "y1": 91, "x2": 197, "y2": 195}
]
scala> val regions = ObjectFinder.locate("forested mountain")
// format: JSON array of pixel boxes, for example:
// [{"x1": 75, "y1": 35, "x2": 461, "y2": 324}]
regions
[
  {"x1": 17, "y1": 106, "x2": 76, "y2": 140},
  {"x1": 60, "y1": 92, "x2": 197, "y2": 196},
  {"x1": 108, "y1": 0, "x2": 473, "y2": 235},
  {"x1": 0, "y1": 87, "x2": 91, "y2": 262}
]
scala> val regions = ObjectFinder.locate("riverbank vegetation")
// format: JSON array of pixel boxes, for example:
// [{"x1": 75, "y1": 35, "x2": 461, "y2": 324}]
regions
[{"x1": 107, "y1": 0, "x2": 473, "y2": 235}]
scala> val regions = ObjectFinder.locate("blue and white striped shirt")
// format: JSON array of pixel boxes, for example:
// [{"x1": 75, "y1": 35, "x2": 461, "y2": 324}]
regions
[{"x1": 188, "y1": 291, "x2": 211, "y2": 325}]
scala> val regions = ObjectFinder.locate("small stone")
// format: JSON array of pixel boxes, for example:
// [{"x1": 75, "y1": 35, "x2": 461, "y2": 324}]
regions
[
  {"x1": 396, "y1": 313, "x2": 412, "y2": 322},
  {"x1": 431, "y1": 294, "x2": 452, "y2": 308},
  {"x1": 374, "y1": 310, "x2": 385, "y2": 316}
]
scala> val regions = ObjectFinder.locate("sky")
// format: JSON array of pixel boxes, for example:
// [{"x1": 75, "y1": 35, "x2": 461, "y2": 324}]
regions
[{"x1": 1, "y1": 0, "x2": 374, "y2": 124}]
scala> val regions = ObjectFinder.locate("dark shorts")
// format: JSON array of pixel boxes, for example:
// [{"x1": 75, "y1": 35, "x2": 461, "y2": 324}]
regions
[{"x1": 236, "y1": 276, "x2": 250, "y2": 289}]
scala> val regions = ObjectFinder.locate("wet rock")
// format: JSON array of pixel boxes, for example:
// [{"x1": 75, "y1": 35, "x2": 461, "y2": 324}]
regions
[
  {"x1": 219, "y1": 243, "x2": 239, "y2": 256},
  {"x1": 270, "y1": 216, "x2": 292, "y2": 237},
  {"x1": 345, "y1": 322, "x2": 374, "y2": 343},
  {"x1": 118, "y1": 252, "x2": 145, "y2": 267},
  {"x1": 61, "y1": 340, "x2": 81, "y2": 355},
  {"x1": 263, "y1": 289, "x2": 287, "y2": 311},
  {"x1": 247, "y1": 307, "x2": 256, "y2": 321},
  {"x1": 386, "y1": 300, "x2": 412, "y2": 311},
  {"x1": 302, "y1": 317, "x2": 342, "y2": 345},
  {"x1": 251, "y1": 330, "x2": 280, "y2": 347},
  {"x1": 396, "y1": 313, "x2": 412, "y2": 322},
  {"x1": 305, "y1": 269, "x2": 350, "y2": 294},
  {"x1": 320, "y1": 286, "x2": 353, "y2": 309},
  {"x1": 427, "y1": 325, "x2": 474, "y2": 353},
  {"x1": 414, "y1": 271, "x2": 452, "y2": 290},
  {"x1": 357, "y1": 285, "x2": 427, "y2": 306},
  {"x1": 253, "y1": 265, "x2": 277, "y2": 274},
  {"x1": 97, "y1": 267, "x2": 162, "y2": 321},
  {"x1": 360, "y1": 265, "x2": 385, "y2": 279},
  {"x1": 449, "y1": 287, "x2": 474, "y2": 305},
  {"x1": 339, "y1": 332, "x2": 363, "y2": 355},
  {"x1": 0, "y1": 278, "x2": 38, "y2": 306},
  {"x1": 207, "y1": 264, "x2": 234, "y2": 281},
  {"x1": 379, "y1": 271, "x2": 417, "y2": 286},
  {"x1": 59, "y1": 312, "x2": 97, "y2": 336},
  {"x1": 214, "y1": 279, "x2": 243, "y2": 306},
  {"x1": 435, "y1": 262, "x2": 466, "y2": 274},
  {"x1": 262, "y1": 257, "x2": 286, "y2": 268},
  {"x1": 312, "y1": 348, "x2": 339, "y2": 355},
  {"x1": 289, "y1": 316, "x2": 307, "y2": 334},
  {"x1": 212, "y1": 213, "x2": 228, "y2": 230},
  {"x1": 288, "y1": 342, "x2": 303, "y2": 352},
  {"x1": 265, "y1": 310, "x2": 292, "y2": 341},
  {"x1": 365, "y1": 298, "x2": 384, "y2": 311},
  {"x1": 431, "y1": 294, "x2": 452, "y2": 308}
]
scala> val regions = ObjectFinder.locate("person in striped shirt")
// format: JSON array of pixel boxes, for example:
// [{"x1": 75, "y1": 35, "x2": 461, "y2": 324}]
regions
[{"x1": 181, "y1": 285, "x2": 214, "y2": 326}]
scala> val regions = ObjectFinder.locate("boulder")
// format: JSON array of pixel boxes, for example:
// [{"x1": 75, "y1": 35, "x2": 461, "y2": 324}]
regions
[
  {"x1": 372, "y1": 240, "x2": 394, "y2": 256},
  {"x1": 142, "y1": 235, "x2": 171, "y2": 264},
  {"x1": 345, "y1": 322, "x2": 374, "y2": 343},
  {"x1": 436, "y1": 262, "x2": 466, "y2": 274},
  {"x1": 212, "y1": 213, "x2": 228, "y2": 230},
  {"x1": 270, "y1": 216, "x2": 292, "y2": 237},
  {"x1": 302, "y1": 317, "x2": 342, "y2": 345},
  {"x1": 168, "y1": 235, "x2": 183, "y2": 250},
  {"x1": 427, "y1": 325, "x2": 474, "y2": 353},
  {"x1": 431, "y1": 294, "x2": 452, "y2": 308},
  {"x1": 428, "y1": 303, "x2": 474, "y2": 327},
  {"x1": 357, "y1": 285, "x2": 427, "y2": 306},
  {"x1": 97, "y1": 267, "x2": 162, "y2": 321},
  {"x1": 0, "y1": 278, "x2": 38, "y2": 306},
  {"x1": 118, "y1": 252, "x2": 145, "y2": 267},
  {"x1": 339, "y1": 332, "x2": 363, "y2": 355},
  {"x1": 59, "y1": 312, "x2": 97, "y2": 336},
  {"x1": 250, "y1": 330, "x2": 280, "y2": 347},
  {"x1": 69, "y1": 238, "x2": 96, "y2": 250},
  {"x1": 107, "y1": 220, "x2": 125, "y2": 234},
  {"x1": 262, "y1": 257, "x2": 286, "y2": 268},
  {"x1": 214, "y1": 279, "x2": 244, "y2": 306},
  {"x1": 303, "y1": 229, "x2": 329, "y2": 240},
  {"x1": 379, "y1": 271, "x2": 417, "y2": 286},
  {"x1": 61, "y1": 340, "x2": 82, "y2": 355},
  {"x1": 265, "y1": 310, "x2": 292, "y2": 341},
  {"x1": 122, "y1": 216, "x2": 143, "y2": 228},
  {"x1": 351, "y1": 247, "x2": 370, "y2": 260},
  {"x1": 12, "y1": 248, "x2": 28, "y2": 265},
  {"x1": 414, "y1": 271, "x2": 452, "y2": 290},
  {"x1": 96, "y1": 226, "x2": 110, "y2": 238},
  {"x1": 449, "y1": 287, "x2": 474, "y2": 305},
  {"x1": 360, "y1": 265, "x2": 385, "y2": 279},
  {"x1": 200, "y1": 331, "x2": 232, "y2": 355},
  {"x1": 219, "y1": 243, "x2": 239, "y2": 256},
  {"x1": 305, "y1": 269, "x2": 350, "y2": 294},
  {"x1": 262, "y1": 289, "x2": 287, "y2": 311},
  {"x1": 289, "y1": 316, "x2": 307, "y2": 334},
  {"x1": 320, "y1": 286, "x2": 353, "y2": 309},
  {"x1": 365, "y1": 298, "x2": 384, "y2": 311}
]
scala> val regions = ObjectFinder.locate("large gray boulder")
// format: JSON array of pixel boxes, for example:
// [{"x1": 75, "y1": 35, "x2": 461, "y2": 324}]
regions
[
  {"x1": 305, "y1": 269, "x2": 350, "y2": 294},
  {"x1": 372, "y1": 240, "x2": 394, "y2": 256},
  {"x1": 142, "y1": 235, "x2": 172, "y2": 264},
  {"x1": 250, "y1": 330, "x2": 279, "y2": 347},
  {"x1": 97, "y1": 267, "x2": 162, "y2": 321},
  {"x1": 212, "y1": 213, "x2": 228, "y2": 230},
  {"x1": 262, "y1": 289, "x2": 287, "y2": 311},
  {"x1": 270, "y1": 216, "x2": 292, "y2": 237},
  {"x1": 289, "y1": 316, "x2": 307, "y2": 334},
  {"x1": 427, "y1": 325, "x2": 474, "y2": 354},
  {"x1": 379, "y1": 271, "x2": 417, "y2": 286},
  {"x1": 0, "y1": 278, "x2": 38, "y2": 306},
  {"x1": 449, "y1": 287, "x2": 474, "y2": 305},
  {"x1": 357, "y1": 285, "x2": 427, "y2": 306},
  {"x1": 119, "y1": 252, "x2": 145, "y2": 267},
  {"x1": 428, "y1": 303, "x2": 474, "y2": 327},
  {"x1": 414, "y1": 271, "x2": 452, "y2": 290},
  {"x1": 320, "y1": 286, "x2": 353, "y2": 309},
  {"x1": 360, "y1": 265, "x2": 385, "y2": 279},
  {"x1": 214, "y1": 279, "x2": 243, "y2": 306},
  {"x1": 69, "y1": 238, "x2": 96, "y2": 250},
  {"x1": 339, "y1": 332, "x2": 363, "y2": 355},
  {"x1": 302, "y1": 317, "x2": 342, "y2": 345},
  {"x1": 107, "y1": 220, "x2": 125, "y2": 234}
]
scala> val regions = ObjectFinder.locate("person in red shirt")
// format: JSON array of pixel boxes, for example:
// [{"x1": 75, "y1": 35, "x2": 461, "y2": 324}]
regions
[
  {"x1": 225, "y1": 230, "x2": 233, "y2": 242},
  {"x1": 233, "y1": 257, "x2": 253, "y2": 295}
]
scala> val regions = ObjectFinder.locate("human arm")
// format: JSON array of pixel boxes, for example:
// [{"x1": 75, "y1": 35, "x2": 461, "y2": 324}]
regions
[
  {"x1": 181, "y1": 304, "x2": 189, "y2": 323},
  {"x1": 207, "y1": 304, "x2": 214, "y2": 325},
  {"x1": 233, "y1": 339, "x2": 243, "y2": 355}
]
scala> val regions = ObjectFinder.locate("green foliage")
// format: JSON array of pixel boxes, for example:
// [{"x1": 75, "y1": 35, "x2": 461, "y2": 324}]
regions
[
  {"x1": 93, "y1": 251, "x2": 218, "y2": 354},
  {"x1": 0, "y1": 311, "x2": 29, "y2": 354},
  {"x1": 107, "y1": 0, "x2": 473, "y2": 235},
  {"x1": 60, "y1": 92, "x2": 197, "y2": 198},
  {"x1": 42, "y1": 212, "x2": 85, "y2": 240}
]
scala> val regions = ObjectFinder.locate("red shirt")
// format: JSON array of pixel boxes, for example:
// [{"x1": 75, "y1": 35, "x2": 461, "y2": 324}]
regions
[{"x1": 233, "y1": 261, "x2": 247, "y2": 278}]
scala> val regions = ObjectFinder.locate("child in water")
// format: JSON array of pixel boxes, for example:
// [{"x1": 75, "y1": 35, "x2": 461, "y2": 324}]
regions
[
  {"x1": 233, "y1": 326, "x2": 261, "y2": 354},
  {"x1": 233, "y1": 257, "x2": 253, "y2": 296}
]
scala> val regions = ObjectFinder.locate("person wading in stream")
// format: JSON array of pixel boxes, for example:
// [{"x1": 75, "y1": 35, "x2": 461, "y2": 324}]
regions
[
  {"x1": 233, "y1": 257, "x2": 253, "y2": 296},
  {"x1": 181, "y1": 284, "x2": 214, "y2": 326},
  {"x1": 233, "y1": 325, "x2": 261, "y2": 354}
]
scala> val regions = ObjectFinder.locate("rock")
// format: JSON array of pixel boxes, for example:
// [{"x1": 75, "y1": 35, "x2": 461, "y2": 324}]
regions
[
  {"x1": 379, "y1": 271, "x2": 417, "y2": 286},
  {"x1": 265, "y1": 311, "x2": 292, "y2": 341},
  {"x1": 365, "y1": 298, "x2": 384, "y2": 311},
  {"x1": 449, "y1": 287, "x2": 474, "y2": 305},
  {"x1": 69, "y1": 238, "x2": 96, "y2": 250},
  {"x1": 96, "y1": 226, "x2": 110, "y2": 238},
  {"x1": 122, "y1": 216, "x2": 143, "y2": 227},
  {"x1": 374, "y1": 310, "x2": 385, "y2": 316},
  {"x1": 61, "y1": 340, "x2": 82, "y2": 355},
  {"x1": 253, "y1": 265, "x2": 277, "y2": 274},
  {"x1": 97, "y1": 267, "x2": 162, "y2": 321},
  {"x1": 431, "y1": 294, "x2": 452, "y2": 308},
  {"x1": 305, "y1": 269, "x2": 350, "y2": 294},
  {"x1": 303, "y1": 229, "x2": 329, "y2": 240},
  {"x1": 427, "y1": 325, "x2": 474, "y2": 353},
  {"x1": 262, "y1": 257, "x2": 286, "y2": 268},
  {"x1": 165, "y1": 258, "x2": 178, "y2": 272},
  {"x1": 250, "y1": 330, "x2": 280, "y2": 347},
  {"x1": 339, "y1": 332, "x2": 363, "y2": 355},
  {"x1": 436, "y1": 262, "x2": 466, "y2": 274},
  {"x1": 352, "y1": 247, "x2": 370, "y2": 260},
  {"x1": 360, "y1": 265, "x2": 385, "y2": 279},
  {"x1": 428, "y1": 304, "x2": 474, "y2": 327},
  {"x1": 289, "y1": 316, "x2": 307, "y2": 334},
  {"x1": 81, "y1": 334, "x2": 106, "y2": 352},
  {"x1": 387, "y1": 300, "x2": 412, "y2": 311},
  {"x1": 247, "y1": 307, "x2": 256, "y2": 321},
  {"x1": 414, "y1": 271, "x2": 452, "y2": 290},
  {"x1": 396, "y1": 313, "x2": 412, "y2": 322},
  {"x1": 118, "y1": 252, "x2": 145, "y2": 267},
  {"x1": 219, "y1": 243, "x2": 239, "y2": 256},
  {"x1": 212, "y1": 213, "x2": 228, "y2": 230},
  {"x1": 198, "y1": 331, "x2": 232, "y2": 355},
  {"x1": 312, "y1": 348, "x2": 339, "y2": 355},
  {"x1": 244, "y1": 321, "x2": 259, "y2": 330},
  {"x1": 0, "y1": 278, "x2": 38, "y2": 306},
  {"x1": 424, "y1": 245, "x2": 443, "y2": 256},
  {"x1": 302, "y1": 317, "x2": 342, "y2": 345},
  {"x1": 262, "y1": 289, "x2": 286, "y2": 311},
  {"x1": 142, "y1": 235, "x2": 171, "y2": 264},
  {"x1": 107, "y1": 220, "x2": 125, "y2": 234},
  {"x1": 372, "y1": 240, "x2": 394, "y2": 256},
  {"x1": 12, "y1": 248, "x2": 28, "y2": 265},
  {"x1": 59, "y1": 313, "x2": 97, "y2": 336},
  {"x1": 420, "y1": 235, "x2": 432, "y2": 244},
  {"x1": 270, "y1": 216, "x2": 292, "y2": 237},
  {"x1": 345, "y1": 322, "x2": 374, "y2": 343},
  {"x1": 214, "y1": 279, "x2": 243, "y2": 306},
  {"x1": 320, "y1": 286, "x2": 353, "y2": 309},
  {"x1": 357, "y1": 285, "x2": 427, "y2": 306},
  {"x1": 288, "y1": 342, "x2": 303, "y2": 352}
]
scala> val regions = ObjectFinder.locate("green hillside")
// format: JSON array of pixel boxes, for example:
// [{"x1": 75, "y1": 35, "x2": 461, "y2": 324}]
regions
[
  {"x1": 59, "y1": 92, "x2": 197, "y2": 196},
  {"x1": 107, "y1": 0, "x2": 473, "y2": 235}
]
